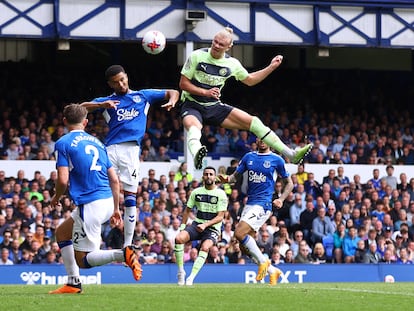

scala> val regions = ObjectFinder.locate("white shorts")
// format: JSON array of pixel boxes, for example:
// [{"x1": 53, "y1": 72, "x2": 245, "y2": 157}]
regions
[
  {"x1": 107, "y1": 142, "x2": 140, "y2": 193},
  {"x1": 71, "y1": 197, "x2": 114, "y2": 252},
  {"x1": 239, "y1": 204, "x2": 272, "y2": 232}
]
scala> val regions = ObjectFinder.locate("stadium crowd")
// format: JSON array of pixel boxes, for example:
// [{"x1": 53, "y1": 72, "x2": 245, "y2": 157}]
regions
[{"x1": 0, "y1": 63, "x2": 414, "y2": 266}]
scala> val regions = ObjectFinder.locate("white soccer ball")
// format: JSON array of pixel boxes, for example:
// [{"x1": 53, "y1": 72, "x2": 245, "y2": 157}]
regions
[
  {"x1": 384, "y1": 274, "x2": 395, "y2": 283},
  {"x1": 142, "y1": 30, "x2": 166, "y2": 55}
]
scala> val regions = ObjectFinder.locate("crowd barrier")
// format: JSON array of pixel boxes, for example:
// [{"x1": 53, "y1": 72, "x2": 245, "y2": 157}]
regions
[{"x1": 1, "y1": 264, "x2": 413, "y2": 285}]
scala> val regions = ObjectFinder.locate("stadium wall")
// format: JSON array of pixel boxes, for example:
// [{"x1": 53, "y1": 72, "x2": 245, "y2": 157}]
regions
[
  {"x1": 2, "y1": 160, "x2": 414, "y2": 186},
  {"x1": 1, "y1": 264, "x2": 413, "y2": 285}
]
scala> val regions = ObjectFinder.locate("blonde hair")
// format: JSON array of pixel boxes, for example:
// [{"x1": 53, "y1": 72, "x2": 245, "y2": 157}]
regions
[{"x1": 217, "y1": 27, "x2": 234, "y2": 47}]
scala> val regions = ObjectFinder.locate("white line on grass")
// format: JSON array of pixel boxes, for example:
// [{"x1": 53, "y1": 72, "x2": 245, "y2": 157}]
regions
[{"x1": 317, "y1": 286, "x2": 414, "y2": 297}]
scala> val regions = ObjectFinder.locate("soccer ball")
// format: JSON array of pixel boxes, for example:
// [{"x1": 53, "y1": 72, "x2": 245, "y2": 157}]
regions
[
  {"x1": 142, "y1": 30, "x2": 166, "y2": 55},
  {"x1": 384, "y1": 275, "x2": 395, "y2": 283}
]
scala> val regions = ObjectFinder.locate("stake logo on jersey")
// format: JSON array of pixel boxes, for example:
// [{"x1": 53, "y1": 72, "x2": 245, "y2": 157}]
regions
[
  {"x1": 91, "y1": 89, "x2": 166, "y2": 146},
  {"x1": 248, "y1": 170, "x2": 266, "y2": 183},
  {"x1": 248, "y1": 160, "x2": 272, "y2": 183},
  {"x1": 117, "y1": 107, "x2": 139, "y2": 121}
]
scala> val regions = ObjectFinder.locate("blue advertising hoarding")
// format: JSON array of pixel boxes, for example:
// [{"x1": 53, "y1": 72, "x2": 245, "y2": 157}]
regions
[{"x1": 1, "y1": 264, "x2": 413, "y2": 285}]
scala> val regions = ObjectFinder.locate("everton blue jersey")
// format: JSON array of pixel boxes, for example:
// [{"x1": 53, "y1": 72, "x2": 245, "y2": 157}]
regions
[
  {"x1": 236, "y1": 151, "x2": 289, "y2": 211},
  {"x1": 54, "y1": 130, "x2": 113, "y2": 205},
  {"x1": 92, "y1": 89, "x2": 166, "y2": 146}
]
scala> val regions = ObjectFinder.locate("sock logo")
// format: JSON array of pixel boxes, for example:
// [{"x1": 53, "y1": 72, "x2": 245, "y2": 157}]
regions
[{"x1": 128, "y1": 215, "x2": 135, "y2": 223}]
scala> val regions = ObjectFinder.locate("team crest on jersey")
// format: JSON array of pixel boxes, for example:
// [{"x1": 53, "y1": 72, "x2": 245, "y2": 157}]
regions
[
  {"x1": 263, "y1": 161, "x2": 271, "y2": 168},
  {"x1": 132, "y1": 96, "x2": 141, "y2": 103},
  {"x1": 219, "y1": 68, "x2": 228, "y2": 76},
  {"x1": 210, "y1": 196, "x2": 218, "y2": 204}
]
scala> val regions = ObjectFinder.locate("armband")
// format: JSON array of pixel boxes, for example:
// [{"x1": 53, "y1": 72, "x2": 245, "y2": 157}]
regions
[{"x1": 179, "y1": 224, "x2": 186, "y2": 231}]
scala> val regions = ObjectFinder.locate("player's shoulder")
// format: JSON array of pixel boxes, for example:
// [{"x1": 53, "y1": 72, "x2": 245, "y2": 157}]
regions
[
  {"x1": 192, "y1": 48, "x2": 210, "y2": 60},
  {"x1": 211, "y1": 185, "x2": 227, "y2": 196},
  {"x1": 93, "y1": 94, "x2": 115, "y2": 102},
  {"x1": 130, "y1": 89, "x2": 165, "y2": 97},
  {"x1": 196, "y1": 47, "x2": 209, "y2": 54}
]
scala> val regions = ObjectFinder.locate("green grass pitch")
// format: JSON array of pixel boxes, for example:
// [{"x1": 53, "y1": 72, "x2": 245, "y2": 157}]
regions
[{"x1": 1, "y1": 283, "x2": 413, "y2": 311}]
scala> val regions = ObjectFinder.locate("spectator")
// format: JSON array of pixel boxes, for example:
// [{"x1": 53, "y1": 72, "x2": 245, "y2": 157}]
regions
[
  {"x1": 234, "y1": 130, "x2": 254, "y2": 157},
  {"x1": 383, "y1": 165, "x2": 398, "y2": 190},
  {"x1": 140, "y1": 239, "x2": 157, "y2": 264},
  {"x1": 214, "y1": 127, "x2": 230, "y2": 153},
  {"x1": 206, "y1": 245, "x2": 225, "y2": 264},
  {"x1": 257, "y1": 229, "x2": 273, "y2": 258},
  {"x1": 221, "y1": 221, "x2": 234, "y2": 245},
  {"x1": 364, "y1": 242, "x2": 381, "y2": 263},
  {"x1": 293, "y1": 230, "x2": 313, "y2": 258},
  {"x1": 354, "y1": 239, "x2": 367, "y2": 263},
  {"x1": 140, "y1": 146, "x2": 156, "y2": 161},
  {"x1": 284, "y1": 248, "x2": 295, "y2": 264},
  {"x1": 266, "y1": 215, "x2": 280, "y2": 236},
  {"x1": 289, "y1": 192, "x2": 305, "y2": 230},
  {"x1": 200, "y1": 125, "x2": 216, "y2": 154},
  {"x1": 154, "y1": 145, "x2": 171, "y2": 162},
  {"x1": 9, "y1": 239, "x2": 22, "y2": 264},
  {"x1": 368, "y1": 168, "x2": 381, "y2": 192},
  {"x1": 4, "y1": 139, "x2": 20, "y2": 160},
  {"x1": 43, "y1": 250, "x2": 58, "y2": 264},
  {"x1": 304, "y1": 172, "x2": 321, "y2": 200},
  {"x1": 0, "y1": 214, "x2": 10, "y2": 237},
  {"x1": 322, "y1": 169, "x2": 336, "y2": 188},
  {"x1": 295, "y1": 164, "x2": 308, "y2": 185},
  {"x1": 335, "y1": 167, "x2": 349, "y2": 189},
  {"x1": 0, "y1": 230, "x2": 12, "y2": 250},
  {"x1": 269, "y1": 250, "x2": 283, "y2": 265},
  {"x1": 0, "y1": 248, "x2": 13, "y2": 265},
  {"x1": 150, "y1": 232, "x2": 165, "y2": 255},
  {"x1": 342, "y1": 226, "x2": 360, "y2": 263},
  {"x1": 294, "y1": 241, "x2": 313, "y2": 263},
  {"x1": 105, "y1": 219, "x2": 124, "y2": 250},
  {"x1": 311, "y1": 242, "x2": 327, "y2": 264},
  {"x1": 333, "y1": 223, "x2": 346, "y2": 263},
  {"x1": 164, "y1": 217, "x2": 180, "y2": 247},
  {"x1": 300, "y1": 199, "x2": 318, "y2": 244},
  {"x1": 174, "y1": 162, "x2": 193, "y2": 183},
  {"x1": 159, "y1": 241, "x2": 173, "y2": 263},
  {"x1": 396, "y1": 247, "x2": 413, "y2": 264},
  {"x1": 311, "y1": 206, "x2": 334, "y2": 245}
]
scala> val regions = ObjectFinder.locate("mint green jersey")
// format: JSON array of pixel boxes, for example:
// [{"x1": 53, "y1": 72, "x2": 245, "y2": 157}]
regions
[
  {"x1": 180, "y1": 48, "x2": 249, "y2": 106},
  {"x1": 187, "y1": 185, "x2": 228, "y2": 232}
]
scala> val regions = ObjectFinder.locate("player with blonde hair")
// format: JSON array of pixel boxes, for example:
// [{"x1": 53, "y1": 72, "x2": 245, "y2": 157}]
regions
[{"x1": 179, "y1": 27, "x2": 312, "y2": 169}]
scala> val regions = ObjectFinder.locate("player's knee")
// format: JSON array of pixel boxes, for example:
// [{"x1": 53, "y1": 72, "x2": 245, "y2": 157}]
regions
[
  {"x1": 77, "y1": 253, "x2": 92, "y2": 269},
  {"x1": 175, "y1": 234, "x2": 186, "y2": 245}
]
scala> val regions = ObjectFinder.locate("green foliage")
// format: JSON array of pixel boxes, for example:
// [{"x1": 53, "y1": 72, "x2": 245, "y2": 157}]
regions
[{"x1": 0, "y1": 283, "x2": 413, "y2": 311}]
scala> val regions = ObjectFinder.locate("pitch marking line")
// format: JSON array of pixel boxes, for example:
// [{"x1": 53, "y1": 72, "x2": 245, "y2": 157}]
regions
[{"x1": 318, "y1": 286, "x2": 414, "y2": 297}]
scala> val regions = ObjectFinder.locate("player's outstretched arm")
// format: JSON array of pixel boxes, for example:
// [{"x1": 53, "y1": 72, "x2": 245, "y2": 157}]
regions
[
  {"x1": 50, "y1": 166, "x2": 69, "y2": 209},
  {"x1": 242, "y1": 55, "x2": 283, "y2": 86},
  {"x1": 160, "y1": 89, "x2": 180, "y2": 111},
  {"x1": 80, "y1": 100, "x2": 119, "y2": 112},
  {"x1": 108, "y1": 167, "x2": 122, "y2": 227},
  {"x1": 179, "y1": 75, "x2": 221, "y2": 100},
  {"x1": 217, "y1": 171, "x2": 239, "y2": 184}
]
